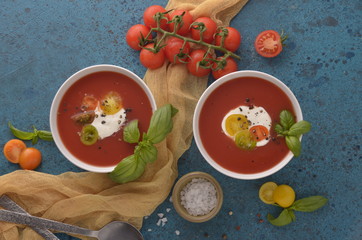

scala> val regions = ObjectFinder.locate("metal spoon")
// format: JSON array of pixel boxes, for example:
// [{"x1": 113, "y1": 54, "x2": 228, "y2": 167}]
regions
[
  {"x1": 0, "y1": 209, "x2": 143, "y2": 240},
  {"x1": 0, "y1": 195, "x2": 59, "y2": 240}
]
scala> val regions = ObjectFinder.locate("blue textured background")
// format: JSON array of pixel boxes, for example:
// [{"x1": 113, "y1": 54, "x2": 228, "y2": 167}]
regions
[{"x1": 1, "y1": 0, "x2": 361, "y2": 239}]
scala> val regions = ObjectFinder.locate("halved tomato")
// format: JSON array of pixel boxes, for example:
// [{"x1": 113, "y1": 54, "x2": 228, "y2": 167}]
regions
[{"x1": 254, "y1": 30, "x2": 283, "y2": 58}]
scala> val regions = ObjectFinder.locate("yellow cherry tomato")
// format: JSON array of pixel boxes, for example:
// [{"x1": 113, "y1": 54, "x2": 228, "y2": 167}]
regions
[
  {"x1": 273, "y1": 184, "x2": 296, "y2": 208},
  {"x1": 225, "y1": 114, "x2": 249, "y2": 136},
  {"x1": 259, "y1": 182, "x2": 278, "y2": 204}
]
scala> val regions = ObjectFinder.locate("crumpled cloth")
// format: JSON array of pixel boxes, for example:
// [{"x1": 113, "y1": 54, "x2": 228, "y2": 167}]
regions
[{"x1": 0, "y1": 0, "x2": 248, "y2": 239}]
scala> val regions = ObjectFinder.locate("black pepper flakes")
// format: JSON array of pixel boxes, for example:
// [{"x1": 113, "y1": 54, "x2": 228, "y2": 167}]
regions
[
  {"x1": 101, "y1": 121, "x2": 106, "y2": 124},
  {"x1": 239, "y1": 107, "x2": 243, "y2": 112},
  {"x1": 101, "y1": 113, "x2": 106, "y2": 117},
  {"x1": 237, "y1": 117, "x2": 241, "y2": 121},
  {"x1": 245, "y1": 98, "x2": 250, "y2": 102},
  {"x1": 125, "y1": 108, "x2": 132, "y2": 113}
]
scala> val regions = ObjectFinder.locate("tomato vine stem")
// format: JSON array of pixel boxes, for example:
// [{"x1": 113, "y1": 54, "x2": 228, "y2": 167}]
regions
[{"x1": 150, "y1": 27, "x2": 241, "y2": 60}]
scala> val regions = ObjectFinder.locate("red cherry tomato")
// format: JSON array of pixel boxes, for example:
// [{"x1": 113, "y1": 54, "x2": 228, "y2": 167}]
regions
[
  {"x1": 81, "y1": 95, "x2": 98, "y2": 111},
  {"x1": 187, "y1": 49, "x2": 213, "y2": 77},
  {"x1": 126, "y1": 24, "x2": 152, "y2": 51},
  {"x1": 212, "y1": 57, "x2": 238, "y2": 79},
  {"x1": 140, "y1": 43, "x2": 165, "y2": 69},
  {"x1": 254, "y1": 30, "x2": 283, "y2": 58},
  {"x1": 215, "y1": 27, "x2": 242, "y2": 52},
  {"x1": 165, "y1": 37, "x2": 190, "y2": 64},
  {"x1": 191, "y1": 17, "x2": 217, "y2": 44},
  {"x1": 143, "y1": 5, "x2": 169, "y2": 30},
  {"x1": 169, "y1": 10, "x2": 193, "y2": 36},
  {"x1": 249, "y1": 125, "x2": 269, "y2": 142}
]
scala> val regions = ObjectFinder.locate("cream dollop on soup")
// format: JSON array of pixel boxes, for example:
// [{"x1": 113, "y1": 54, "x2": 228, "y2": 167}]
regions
[
  {"x1": 91, "y1": 106, "x2": 127, "y2": 139},
  {"x1": 221, "y1": 105, "x2": 272, "y2": 147}
]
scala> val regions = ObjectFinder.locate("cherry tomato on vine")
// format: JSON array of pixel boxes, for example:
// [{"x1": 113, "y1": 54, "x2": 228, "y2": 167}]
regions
[
  {"x1": 187, "y1": 49, "x2": 213, "y2": 77},
  {"x1": 3, "y1": 139, "x2": 26, "y2": 163},
  {"x1": 254, "y1": 30, "x2": 283, "y2": 58},
  {"x1": 126, "y1": 24, "x2": 152, "y2": 51},
  {"x1": 191, "y1": 17, "x2": 217, "y2": 44},
  {"x1": 143, "y1": 5, "x2": 169, "y2": 30},
  {"x1": 211, "y1": 57, "x2": 238, "y2": 79},
  {"x1": 19, "y1": 147, "x2": 42, "y2": 170},
  {"x1": 169, "y1": 9, "x2": 193, "y2": 36},
  {"x1": 215, "y1": 27, "x2": 241, "y2": 52},
  {"x1": 140, "y1": 43, "x2": 165, "y2": 69},
  {"x1": 165, "y1": 37, "x2": 190, "y2": 64}
]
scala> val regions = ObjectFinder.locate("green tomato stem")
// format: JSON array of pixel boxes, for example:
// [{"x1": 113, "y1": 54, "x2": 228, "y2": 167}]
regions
[{"x1": 151, "y1": 27, "x2": 241, "y2": 60}]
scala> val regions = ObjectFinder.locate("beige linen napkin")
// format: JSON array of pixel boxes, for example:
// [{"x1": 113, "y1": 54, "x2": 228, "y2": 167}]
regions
[{"x1": 0, "y1": 0, "x2": 248, "y2": 239}]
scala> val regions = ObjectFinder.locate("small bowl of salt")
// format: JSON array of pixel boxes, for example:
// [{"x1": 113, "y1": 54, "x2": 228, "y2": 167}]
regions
[{"x1": 172, "y1": 171, "x2": 223, "y2": 223}]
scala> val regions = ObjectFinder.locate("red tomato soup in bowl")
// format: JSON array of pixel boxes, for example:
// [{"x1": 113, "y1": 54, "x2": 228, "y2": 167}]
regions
[
  {"x1": 50, "y1": 65, "x2": 156, "y2": 172},
  {"x1": 193, "y1": 71, "x2": 302, "y2": 179}
]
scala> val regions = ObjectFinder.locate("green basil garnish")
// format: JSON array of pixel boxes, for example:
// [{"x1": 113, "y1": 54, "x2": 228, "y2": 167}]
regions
[
  {"x1": 288, "y1": 121, "x2": 312, "y2": 137},
  {"x1": 274, "y1": 110, "x2": 311, "y2": 157},
  {"x1": 8, "y1": 122, "x2": 53, "y2": 144},
  {"x1": 267, "y1": 209, "x2": 295, "y2": 227},
  {"x1": 267, "y1": 195, "x2": 328, "y2": 227},
  {"x1": 109, "y1": 104, "x2": 178, "y2": 184},
  {"x1": 285, "y1": 135, "x2": 301, "y2": 157},
  {"x1": 290, "y1": 196, "x2": 328, "y2": 212},
  {"x1": 108, "y1": 155, "x2": 146, "y2": 184},
  {"x1": 146, "y1": 104, "x2": 178, "y2": 144},
  {"x1": 123, "y1": 120, "x2": 140, "y2": 144},
  {"x1": 279, "y1": 110, "x2": 295, "y2": 130}
]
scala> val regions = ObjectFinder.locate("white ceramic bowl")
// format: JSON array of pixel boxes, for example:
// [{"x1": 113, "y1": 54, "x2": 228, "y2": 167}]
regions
[
  {"x1": 193, "y1": 70, "x2": 302, "y2": 180},
  {"x1": 50, "y1": 64, "x2": 157, "y2": 173}
]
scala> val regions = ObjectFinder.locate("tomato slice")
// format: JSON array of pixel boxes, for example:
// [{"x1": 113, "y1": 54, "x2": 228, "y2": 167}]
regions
[
  {"x1": 82, "y1": 95, "x2": 98, "y2": 111},
  {"x1": 254, "y1": 30, "x2": 282, "y2": 58},
  {"x1": 3, "y1": 139, "x2": 26, "y2": 163},
  {"x1": 249, "y1": 125, "x2": 269, "y2": 142}
]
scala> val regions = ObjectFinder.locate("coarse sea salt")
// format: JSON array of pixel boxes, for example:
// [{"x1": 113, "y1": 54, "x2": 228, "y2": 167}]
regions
[{"x1": 180, "y1": 178, "x2": 218, "y2": 216}]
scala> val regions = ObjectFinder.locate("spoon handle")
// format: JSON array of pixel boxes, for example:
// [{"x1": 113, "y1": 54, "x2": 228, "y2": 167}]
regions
[
  {"x1": 0, "y1": 209, "x2": 98, "y2": 238},
  {"x1": 0, "y1": 195, "x2": 59, "y2": 240}
]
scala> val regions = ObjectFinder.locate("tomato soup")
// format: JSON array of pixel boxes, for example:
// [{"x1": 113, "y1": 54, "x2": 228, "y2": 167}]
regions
[
  {"x1": 57, "y1": 71, "x2": 153, "y2": 167},
  {"x1": 198, "y1": 76, "x2": 295, "y2": 174}
]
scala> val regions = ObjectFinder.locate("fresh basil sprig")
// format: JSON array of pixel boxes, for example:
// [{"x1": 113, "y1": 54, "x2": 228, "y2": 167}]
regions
[
  {"x1": 274, "y1": 110, "x2": 311, "y2": 157},
  {"x1": 8, "y1": 121, "x2": 53, "y2": 144},
  {"x1": 109, "y1": 104, "x2": 178, "y2": 184},
  {"x1": 268, "y1": 196, "x2": 328, "y2": 226}
]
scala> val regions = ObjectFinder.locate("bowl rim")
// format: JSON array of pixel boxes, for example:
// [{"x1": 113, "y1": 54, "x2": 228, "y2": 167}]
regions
[
  {"x1": 172, "y1": 171, "x2": 223, "y2": 223},
  {"x1": 192, "y1": 70, "x2": 303, "y2": 180},
  {"x1": 49, "y1": 64, "x2": 157, "y2": 173}
]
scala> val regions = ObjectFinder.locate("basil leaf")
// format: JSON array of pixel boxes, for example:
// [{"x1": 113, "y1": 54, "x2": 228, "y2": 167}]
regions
[
  {"x1": 288, "y1": 121, "x2": 312, "y2": 136},
  {"x1": 290, "y1": 196, "x2": 328, "y2": 212},
  {"x1": 280, "y1": 110, "x2": 295, "y2": 130},
  {"x1": 32, "y1": 135, "x2": 39, "y2": 145},
  {"x1": 170, "y1": 105, "x2": 179, "y2": 117},
  {"x1": 38, "y1": 130, "x2": 54, "y2": 141},
  {"x1": 286, "y1": 135, "x2": 301, "y2": 157},
  {"x1": 134, "y1": 141, "x2": 158, "y2": 163},
  {"x1": 109, "y1": 154, "x2": 146, "y2": 184},
  {"x1": 267, "y1": 209, "x2": 295, "y2": 227},
  {"x1": 147, "y1": 104, "x2": 177, "y2": 144},
  {"x1": 274, "y1": 124, "x2": 285, "y2": 135},
  {"x1": 123, "y1": 120, "x2": 140, "y2": 144},
  {"x1": 8, "y1": 122, "x2": 35, "y2": 140}
]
